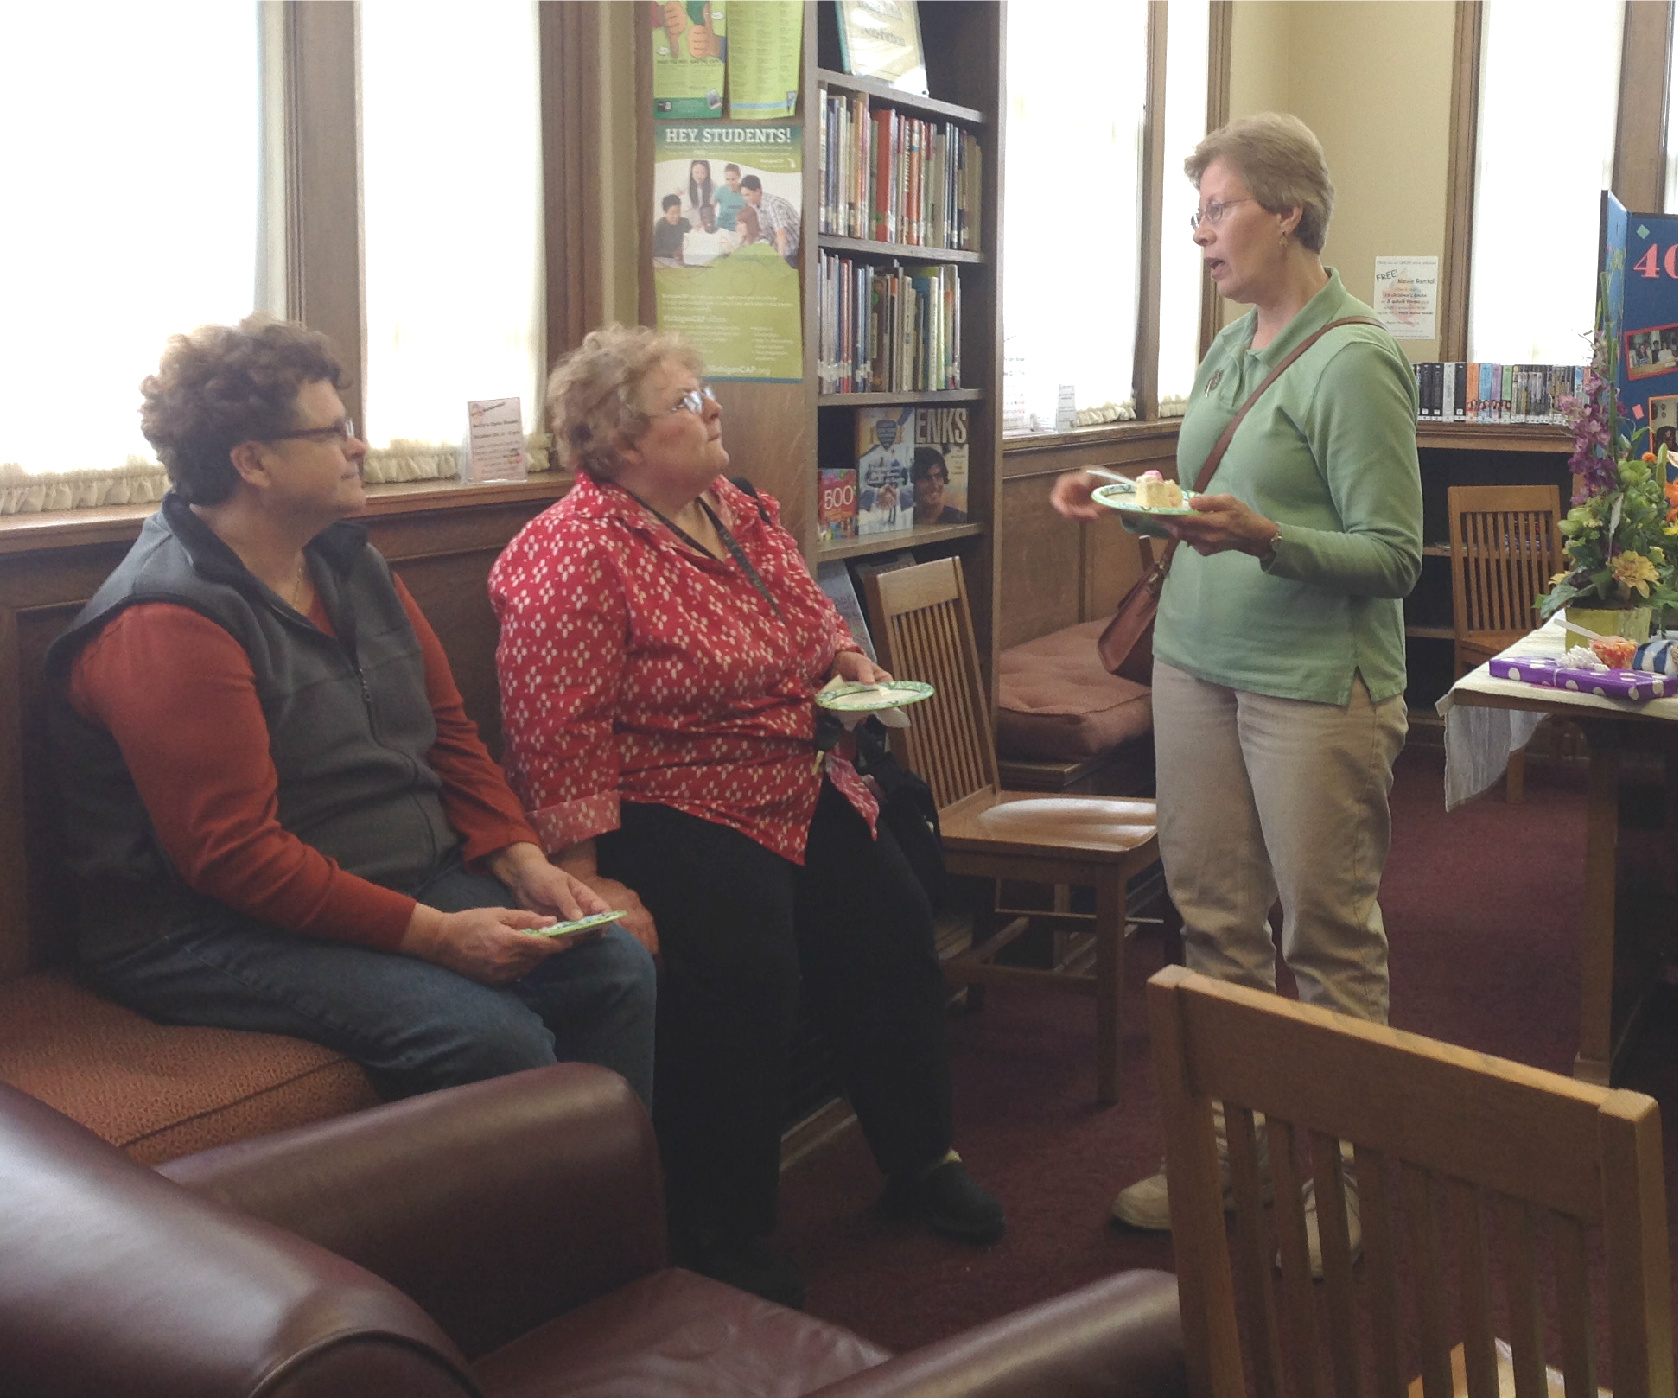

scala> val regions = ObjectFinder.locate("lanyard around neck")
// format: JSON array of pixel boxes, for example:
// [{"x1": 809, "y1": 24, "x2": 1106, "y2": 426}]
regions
[{"x1": 623, "y1": 487, "x2": 784, "y2": 624}]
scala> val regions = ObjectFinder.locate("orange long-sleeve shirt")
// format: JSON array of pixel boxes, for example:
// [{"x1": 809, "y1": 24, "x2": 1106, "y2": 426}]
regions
[{"x1": 66, "y1": 579, "x2": 537, "y2": 949}]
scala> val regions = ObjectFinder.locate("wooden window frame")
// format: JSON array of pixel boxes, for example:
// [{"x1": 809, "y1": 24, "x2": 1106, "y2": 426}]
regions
[
  {"x1": 1441, "y1": 0, "x2": 1674, "y2": 362},
  {"x1": 282, "y1": 0, "x2": 609, "y2": 444}
]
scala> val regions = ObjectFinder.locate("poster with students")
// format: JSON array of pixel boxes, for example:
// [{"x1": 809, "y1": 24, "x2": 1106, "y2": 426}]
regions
[{"x1": 651, "y1": 123, "x2": 803, "y2": 381}]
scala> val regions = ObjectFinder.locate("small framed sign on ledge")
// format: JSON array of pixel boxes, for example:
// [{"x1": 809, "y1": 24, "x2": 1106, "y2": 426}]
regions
[{"x1": 836, "y1": 0, "x2": 927, "y2": 96}]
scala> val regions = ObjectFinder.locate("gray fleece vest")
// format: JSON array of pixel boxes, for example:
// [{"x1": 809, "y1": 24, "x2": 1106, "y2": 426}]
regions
[{"x1": 46, "y1": 493, "x2": 455, "y2": 956}]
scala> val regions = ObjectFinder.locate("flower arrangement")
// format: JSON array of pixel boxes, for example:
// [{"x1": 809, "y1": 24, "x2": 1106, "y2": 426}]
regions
[{"x1": 1537, "y1": 284, "x2": 1678, "y2": 633}]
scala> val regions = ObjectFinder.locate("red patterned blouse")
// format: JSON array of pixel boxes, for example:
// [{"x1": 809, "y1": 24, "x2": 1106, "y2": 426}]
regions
[{"x1": 489, "y1": 474, "x2": 878, "y2": 864}]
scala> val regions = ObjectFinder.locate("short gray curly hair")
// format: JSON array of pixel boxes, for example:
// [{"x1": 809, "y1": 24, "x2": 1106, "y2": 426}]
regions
[
  {"x1": 546, "y1": 324, "x2": 704, "y2": 479},
  {"x1": 1185, "y1": 112, "x2": 1335, "y2": 253}
]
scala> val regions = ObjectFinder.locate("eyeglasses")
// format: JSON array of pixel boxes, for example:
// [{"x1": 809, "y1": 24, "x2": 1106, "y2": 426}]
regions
[
  {"x1": 1189, "y1": 198, "x2": 1252, "y2": 232},
  {"x1": 664, "y1": 385, "x2": 718, "y2": 416},
  {"x1": 264, "y1": 419, "x2": 357, "y2": 445}
]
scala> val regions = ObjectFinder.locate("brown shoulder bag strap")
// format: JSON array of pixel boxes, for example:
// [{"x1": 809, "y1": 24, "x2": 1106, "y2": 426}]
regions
[{"x1": 1138, "y1": 315, "x2": 1379, "y2": 592}]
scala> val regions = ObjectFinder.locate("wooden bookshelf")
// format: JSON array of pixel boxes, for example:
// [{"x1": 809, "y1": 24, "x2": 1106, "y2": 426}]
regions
[
  {"x1": 713, "y1": 2, "x2": 1006, "y2": 679},
  {"x1": 818, "y1": 234, "x2": 985, "y2": 265}
]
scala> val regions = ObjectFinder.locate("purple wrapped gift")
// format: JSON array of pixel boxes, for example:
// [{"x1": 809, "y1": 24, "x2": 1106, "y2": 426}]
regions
[{"x1": 1488, "y1": 655, "x2": 1671, "y2": 701}]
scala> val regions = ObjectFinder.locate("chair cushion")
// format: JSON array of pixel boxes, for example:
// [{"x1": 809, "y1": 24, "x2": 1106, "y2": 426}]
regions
[
  {"x1": 0, "y1": 968, "x2": 378, "y2": 1164},
  {"x1": 473, "y1": 1267, "x2": 890, "y2": 1398},
  {"x1": 996, "y1": 621, "x2": 1153, "y2": 763}
]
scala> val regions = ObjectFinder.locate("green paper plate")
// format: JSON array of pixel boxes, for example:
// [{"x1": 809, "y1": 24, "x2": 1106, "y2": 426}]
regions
[
  {"x1": 1091, "y1": 482, "x2": 1196, "y2": 517},
  {"x1": 815, "y1": 679, "x2": 935, "y2": 712},
  {"x1": 528, "y1": 910, "x2": 628, "y2": 939}
]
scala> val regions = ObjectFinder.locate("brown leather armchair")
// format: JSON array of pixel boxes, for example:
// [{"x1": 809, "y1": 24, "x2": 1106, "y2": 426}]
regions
[{"x1": 0, "y1": 1064, "x2": 1186, "y2": 1398}]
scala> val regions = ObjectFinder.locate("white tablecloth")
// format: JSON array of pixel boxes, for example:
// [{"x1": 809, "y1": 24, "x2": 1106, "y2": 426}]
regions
[{"x1": 1435, "y1": 617, "x2": 1678, "y2": 809}]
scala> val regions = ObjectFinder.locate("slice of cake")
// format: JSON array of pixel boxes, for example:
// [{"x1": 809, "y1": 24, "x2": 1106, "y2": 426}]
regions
[{"x1": 1133, "y1": 470, "x2": 1183, "y2": 509}]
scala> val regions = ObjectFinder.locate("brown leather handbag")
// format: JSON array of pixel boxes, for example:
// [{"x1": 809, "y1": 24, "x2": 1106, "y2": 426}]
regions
[{"x1": 1096, "y1": 317, "x2": 1378, "y2": 682}]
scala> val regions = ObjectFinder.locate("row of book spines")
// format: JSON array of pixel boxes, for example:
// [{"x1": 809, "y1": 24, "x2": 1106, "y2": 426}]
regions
[
  {"x1": 1411, "y1": 362, "x2": 1584, "y2": 425},
  {"x1": 817, "y1": 251, "x2": 961, "y2": 395},
  {"x1": 816, "y1": 86, "x2": 982, "y2": 252}
]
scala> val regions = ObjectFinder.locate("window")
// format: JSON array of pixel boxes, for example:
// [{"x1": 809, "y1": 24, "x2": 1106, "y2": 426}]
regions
[
  {"x1": 1468, "y1": 0, "x2": 1622, "y2": 365},
  {"x1": 1001, "y1": 0, "x2": 1211, "y2": 435},
  {"x1": 359, "y1": 1, "x2": 545, "y2": 450},
  {"x1": 1002, "y1": 1, "x2": 1149, "y2": 434},
  {"x1": 0, "y1": 4, "x2": 264, "y2": 476}
]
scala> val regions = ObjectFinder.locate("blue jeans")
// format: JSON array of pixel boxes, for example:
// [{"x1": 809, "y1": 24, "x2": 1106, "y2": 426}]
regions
[{"x1": 79, "y1": 863, "x2": 657, "y2": 1105}]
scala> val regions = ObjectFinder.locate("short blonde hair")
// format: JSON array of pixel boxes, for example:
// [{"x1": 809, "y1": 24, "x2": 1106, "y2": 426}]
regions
[
  {"x1": 1185, "y1": 112, "x2": 1334, "y2": 253},
  {"x1": 546, "y1": 324, "x2": 704, "y2": 479}
]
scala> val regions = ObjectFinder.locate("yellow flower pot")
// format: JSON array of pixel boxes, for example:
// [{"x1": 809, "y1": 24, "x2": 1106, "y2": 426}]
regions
[{"x1": 1563, "y1": 605, "x2": 1654, "y2": 644}]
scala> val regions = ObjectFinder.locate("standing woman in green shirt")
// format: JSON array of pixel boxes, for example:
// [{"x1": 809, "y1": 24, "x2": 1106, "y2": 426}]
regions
[{"x1": 1053, "y1": 113, "x2": 1421, "y2": 1249}]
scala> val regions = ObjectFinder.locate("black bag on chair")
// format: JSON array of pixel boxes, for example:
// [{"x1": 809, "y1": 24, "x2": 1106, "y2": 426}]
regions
[{"x1": 850, "y1": 717, "x2": 950, "y2": 913}]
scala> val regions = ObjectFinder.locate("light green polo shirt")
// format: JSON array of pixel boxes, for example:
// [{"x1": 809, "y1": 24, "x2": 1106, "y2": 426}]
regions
[{"x1": 1152, "y1": 271, "x2": 1422, "y2": 706}]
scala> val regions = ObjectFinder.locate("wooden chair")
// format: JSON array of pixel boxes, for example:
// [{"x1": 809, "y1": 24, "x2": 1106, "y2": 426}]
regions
[
  {"x1": 1448, "y1": 485, "x2": 1565, "y2": 803},
  {"x1": 1150, "y1": 965, "x2": 1674, "y2": 1398},
  {"x1": 862, "y1": 557, "x2": 1162, "y2": 1104}
]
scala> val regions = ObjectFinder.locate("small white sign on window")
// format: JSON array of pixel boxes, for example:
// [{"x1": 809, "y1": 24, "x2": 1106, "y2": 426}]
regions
[
  {"x1": 1373, "y1": 256, "x2": 1438, "y2": 340},
  {"x1": 459, "y1": 398, "x2": 528, "y2": 484}
]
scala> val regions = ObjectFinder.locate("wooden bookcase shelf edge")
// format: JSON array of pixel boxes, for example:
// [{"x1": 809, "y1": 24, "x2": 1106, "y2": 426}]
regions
[{"x1": 814, "y1": 66, "x2": 987, "y2": 124}]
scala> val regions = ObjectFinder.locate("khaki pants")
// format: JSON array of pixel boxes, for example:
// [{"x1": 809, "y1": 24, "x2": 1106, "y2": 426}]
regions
[{"x1": 1152, "y1": 661, "x2": 1408, "y2": 1024}]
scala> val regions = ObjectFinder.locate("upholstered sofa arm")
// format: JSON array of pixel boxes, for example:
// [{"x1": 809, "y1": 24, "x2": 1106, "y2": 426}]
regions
[
  {"x1": 159, "y1": 1064, "x2": 666, "y2": 1361},
  {"x1": 0, "y1": 1083, "x2": 474, "y2": 1398},
  {"x1": 811, "y1": 1271, "x2": 1186, "y2": 1398}
]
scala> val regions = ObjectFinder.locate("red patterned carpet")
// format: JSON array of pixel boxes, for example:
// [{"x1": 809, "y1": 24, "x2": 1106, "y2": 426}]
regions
[{"x1": 777, "y1": 743, "x2": 1678, "y2": 1360}]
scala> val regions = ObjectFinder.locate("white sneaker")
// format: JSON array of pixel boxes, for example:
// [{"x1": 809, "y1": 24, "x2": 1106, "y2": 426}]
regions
[
  {"x1": 1110, "y1": 1160, "x2": 1174, "y2": 1230},
  {"x1": 1110, "y1": 1144, "x2": 1273, "y2": 1231},
  {"x1": 1299, "y1": 1169, "x2": 1361, "y2": 1279}
]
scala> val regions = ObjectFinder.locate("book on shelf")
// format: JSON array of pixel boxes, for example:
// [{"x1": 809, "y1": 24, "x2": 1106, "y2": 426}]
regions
[
  {"x1": 835, "y1": 0, "x2": 927, "y2": 95},
  {"x1": 1409, "y1": 361, "x2": 1583, "y2": 425},
  {"x1": 818, "y1": 467, "x2": 859, "y2": 542},
  {"x1": 816, "y1": 85, "x2": 980, "y2": 253},
  {"x1": 854, "y1": 404, "x2": 915, "y2": 535},
  {"x1": 817, "y1": 252, "x2": 960, "y2": 393},
  {"x1": 846, "y1": 404, "x2": 968, "y2": 537},
  {"x1": 907, "y1": 405, "x2": 969, "y2": 527}
]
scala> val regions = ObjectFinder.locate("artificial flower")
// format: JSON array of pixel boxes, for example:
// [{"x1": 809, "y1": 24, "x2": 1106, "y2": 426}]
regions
[{"x1": 1611, "y1": 550, "x2": 1659, "y2": 596}]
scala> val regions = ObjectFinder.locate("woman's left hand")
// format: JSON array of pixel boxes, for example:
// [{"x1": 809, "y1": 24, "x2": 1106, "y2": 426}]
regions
[
  {"x1": 489, "y1": 841, "x2": 610, "y2": 923},
  {"x1": 1165, "y1": 493, "x2": 1281, "y2": 559},
  {"x1": 831, "y1": 649, "x2": 892, "y2": 684}
]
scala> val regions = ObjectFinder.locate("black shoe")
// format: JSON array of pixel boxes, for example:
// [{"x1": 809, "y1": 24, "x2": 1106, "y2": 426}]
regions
[
  {"x1": 671, "y1": 1233, "x2": 807, "y2": 1310},
  {"x1": 881, "y1": 1160, "x2": 1006, "y2": 1245}
]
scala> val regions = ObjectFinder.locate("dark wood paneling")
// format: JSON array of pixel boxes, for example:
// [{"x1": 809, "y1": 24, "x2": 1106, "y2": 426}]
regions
[
  {"x1": 1133, "y1": 1, "x2": 1168, "y2": 421},
  {"x1": 997, "y1": 476, "x2": 1085, "y2": 649},
  {"x1": 1616, "y1": 0, "x2": 1674, "y2": 212},
  {"x1": 292, "y1": 1, "x2": 363, "y2": 429},
  {"x1": 1201, "y1": 2, "x2": 1233, "y2": 361},
  {"x1": 542, "y1": 1, "x2": 605, "y2": 363},
  {"x1": 1439, "y1": 0, "x2": 1482, "y2": 363}
]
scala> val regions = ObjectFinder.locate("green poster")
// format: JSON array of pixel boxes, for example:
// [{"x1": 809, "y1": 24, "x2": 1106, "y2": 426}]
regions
[
  {"x1": 652, "y1": 123, "x2": 803, "y2": 382},
  {"x1": 727, "y1": 0, "x2": 802, "y2": 121},
  {"x1": 652, "y1": 1, "x2": 727, "y2": 119}
]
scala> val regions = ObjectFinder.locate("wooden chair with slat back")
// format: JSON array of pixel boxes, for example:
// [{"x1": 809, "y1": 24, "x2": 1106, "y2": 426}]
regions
[
  {"x1": 1150, "y1": 966, "x2": 1674, "y2": 1398},
  {"x1": 1448, "y1": 485, "x2": 1565, "y2": 804},
  {"x1": 862, "y1": 557, "x2": 1163, "y2": 1104}
]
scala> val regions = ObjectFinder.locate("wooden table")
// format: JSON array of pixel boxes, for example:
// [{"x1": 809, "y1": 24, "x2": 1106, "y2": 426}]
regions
[{"x1": 1441, "y1": 620, "x2": 1678, "y2": 1085}]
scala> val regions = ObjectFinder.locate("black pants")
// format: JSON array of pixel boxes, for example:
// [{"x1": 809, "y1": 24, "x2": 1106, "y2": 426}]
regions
[{"x1": 597, "y1": 780, "x2": 954, "y2": 1240}]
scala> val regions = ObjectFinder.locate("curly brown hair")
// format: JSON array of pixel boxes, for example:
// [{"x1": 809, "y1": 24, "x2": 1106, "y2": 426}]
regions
[
  {"x1": 139, "y1": 316, "x2": 345, "y2": 505},
  {"x1": 546, "y1": 324, "x2": 703, "y2": 480}
]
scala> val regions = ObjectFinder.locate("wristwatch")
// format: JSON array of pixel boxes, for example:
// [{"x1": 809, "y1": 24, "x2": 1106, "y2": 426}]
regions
[{"x1": 1258, "y1": 522, "x2": 1282, "y2": 563}]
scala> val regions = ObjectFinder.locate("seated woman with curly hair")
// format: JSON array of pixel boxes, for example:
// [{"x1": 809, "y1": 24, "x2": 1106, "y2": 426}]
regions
[
  {"x1": 490, "y1": 324, "x2": 1004, "y2": 1308},
  {"x1": 48, "y1": 317, "x2": 656, "y2": 1109}
]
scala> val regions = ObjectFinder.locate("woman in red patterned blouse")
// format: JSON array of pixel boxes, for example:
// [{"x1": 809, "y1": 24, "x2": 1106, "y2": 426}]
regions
[{"x1": 490, "y1": 326, "x2": 1004, "y2": 1307}]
